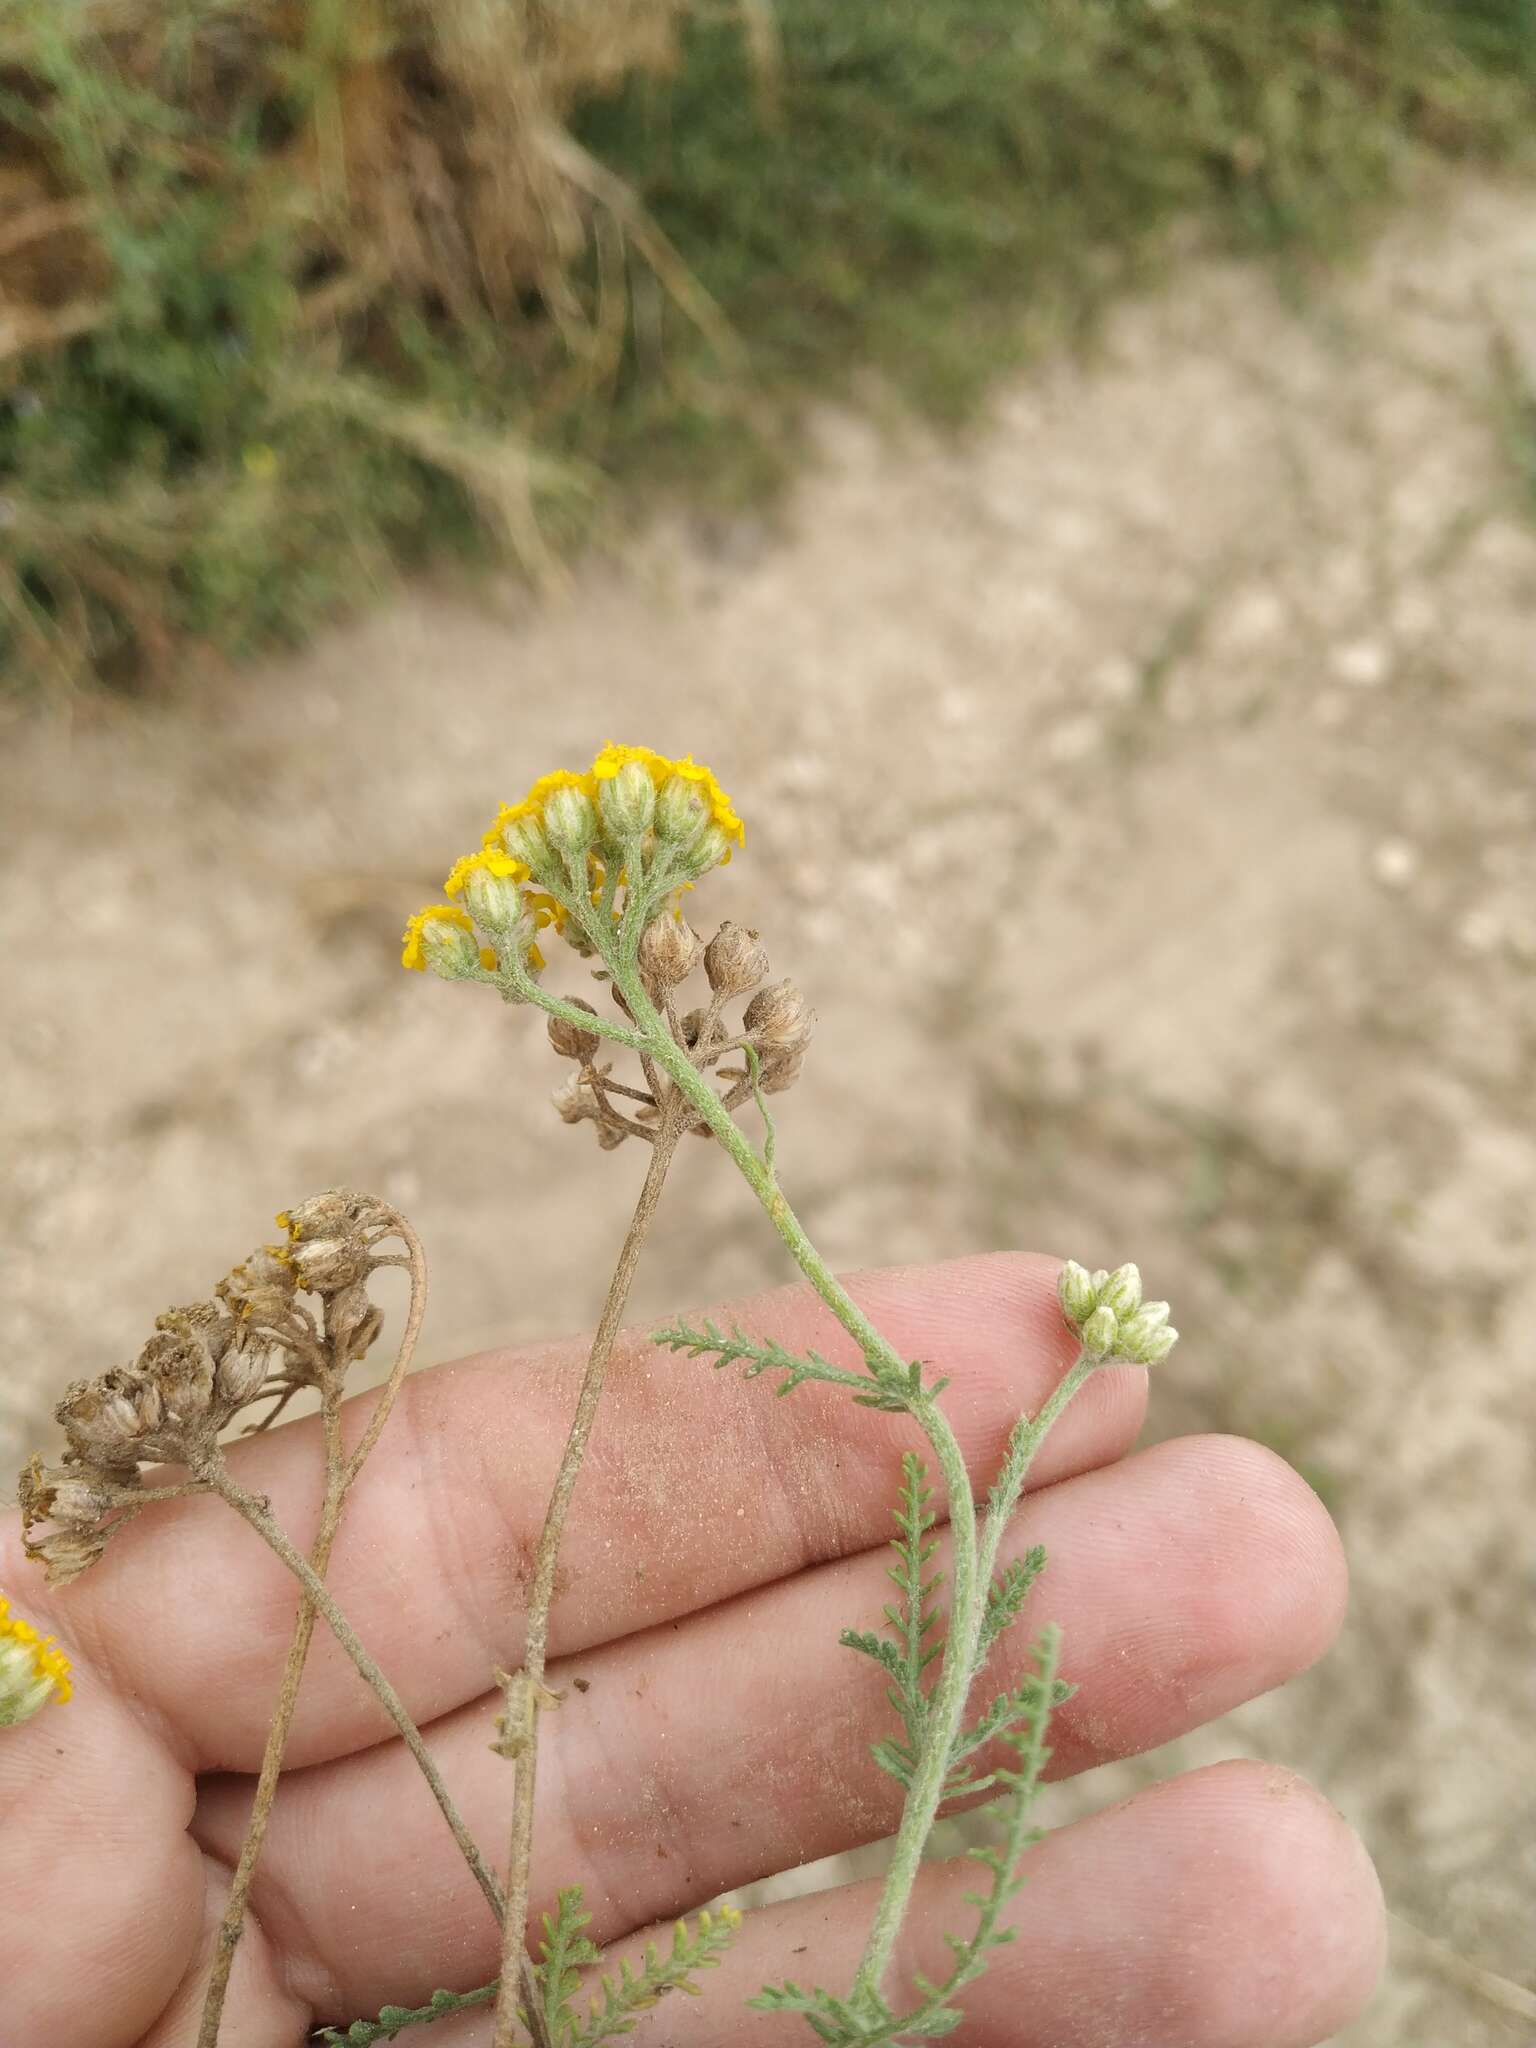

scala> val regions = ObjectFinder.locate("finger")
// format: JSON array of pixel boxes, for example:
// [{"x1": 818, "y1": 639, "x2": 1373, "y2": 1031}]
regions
[
  {"x1": 325, "y1": 1763, "x2": 1386, "y2": 2048},
  {"x1": 19, "y1": 1252, "x2": 1145, "y2": 1769},
  {"x1": 0, "y1": 1639, "x2": 202, "y2": 2048},
  {"x1": 196, "y1": 1434, "x2": 1344, "y2": 2016},
  {"x1": 136, "y1": 1858, "x2": 310, "y2": 2048}
]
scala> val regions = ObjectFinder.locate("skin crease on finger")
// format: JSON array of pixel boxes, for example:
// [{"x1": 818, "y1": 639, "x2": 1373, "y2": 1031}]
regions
[
  {"x1": 311, "y1": 1764, "x2": 1387, "y2": 2048},
  {"x1": 194, "y1": 1432, "x2": 1349, "y2": 2021}
]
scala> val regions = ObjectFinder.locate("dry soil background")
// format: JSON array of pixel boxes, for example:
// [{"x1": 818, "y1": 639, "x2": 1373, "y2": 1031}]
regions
[{"x1": 3, "y1": 176, "x2": 1533, "y2": 2044}]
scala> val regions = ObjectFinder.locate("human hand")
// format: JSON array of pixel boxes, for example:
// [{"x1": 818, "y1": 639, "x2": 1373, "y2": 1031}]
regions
[{"x1": 1, "y1": 1252, "x2": 1383, "y2": 2046}]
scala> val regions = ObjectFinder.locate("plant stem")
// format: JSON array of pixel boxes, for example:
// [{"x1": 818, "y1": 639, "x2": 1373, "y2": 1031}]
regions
[
  {"x1": 199, "y1": 1221, "x2": 433, "y2": 2045},
  {"x1": 196, "y1": 1390, "x2": 347, "y2": 2048},
  {"x1": 490, "y1": 1107, "x2": 686, "y2": 2048},
  {"x1": 204, "y1": 1466, "x2": 550, "y2": 2025},
  {"x1": 975, "y1": 1351, "x2": 1098, "y2": 1602},
  {"x1": 851, "y1": 1394, "x2": 977, "y2": 2005}
]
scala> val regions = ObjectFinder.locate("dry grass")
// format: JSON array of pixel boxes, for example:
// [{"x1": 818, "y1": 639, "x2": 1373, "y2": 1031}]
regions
[{"x1": 2, "y1": 0, "x2": 1534, "y2": 694}]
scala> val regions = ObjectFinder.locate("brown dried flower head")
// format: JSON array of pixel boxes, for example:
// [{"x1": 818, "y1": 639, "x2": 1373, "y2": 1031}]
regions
[
  {"x1": 547, "y1": 996, "x2": 601, "y2": 1063},
  {"x1": 638, "y1": 914, "x2": 703, "y2": 989},
  {"x1": 704, "y1": 921, "x2": 768, "y2": 998}
]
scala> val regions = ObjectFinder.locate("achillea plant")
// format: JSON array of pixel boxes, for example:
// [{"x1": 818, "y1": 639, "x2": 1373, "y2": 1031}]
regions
[{"x1": 13, "y1": 741, "x2": 1177, "y2": 2047}]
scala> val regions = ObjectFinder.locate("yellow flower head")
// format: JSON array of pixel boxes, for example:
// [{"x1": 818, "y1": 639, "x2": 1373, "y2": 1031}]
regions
[
  {"x1": 0, "y1": 1595, "x2": 72, "y2": 1726},
  {"x1": 483, "y1": 746, "x2": 743, "y2": 860},
  {"x1": 400, "y1": 904, "x2": 496, "y2": 974},
  {"x1": 443, "y1": 847, "x2": 529, "y2": 898},
  {"x1": 485, "y1": 768, "x2": 599, "y2": 850},
  {"x1": 591, "y1": 742, "x2": 745, "y2": 849}
]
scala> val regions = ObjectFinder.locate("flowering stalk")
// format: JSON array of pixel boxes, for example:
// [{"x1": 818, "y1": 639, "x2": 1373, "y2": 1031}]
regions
[
  {"x1": 489, "y1": 1106, "x2": 686, "y2": 2048},
  {"x1": 399, "y1": 742, "x2": 1180, "y2": 2042}
]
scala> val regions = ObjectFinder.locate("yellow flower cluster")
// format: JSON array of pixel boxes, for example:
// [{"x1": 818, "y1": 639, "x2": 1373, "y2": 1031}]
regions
[
  {"x1": 0, "y1": 1594, "x2": 72, "y2": 1726},
  {"x1": 403, "y1": 745, "x2": 741, "y2": 977},
  {"x1": 485, "y1": 742, "x2": 745, "y2": 856},
  {"x1": 400, "y1": 904, "x2": 500, "y2": 974}
]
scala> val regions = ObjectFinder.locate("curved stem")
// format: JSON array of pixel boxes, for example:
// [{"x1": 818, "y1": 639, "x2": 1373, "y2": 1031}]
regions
[
  {"x1": 197, "y1": 1392, "x2": 348, "y2": 2047},
  {"x1": 490, "y1": 1107, "x2": 686, "y2": 2048}
]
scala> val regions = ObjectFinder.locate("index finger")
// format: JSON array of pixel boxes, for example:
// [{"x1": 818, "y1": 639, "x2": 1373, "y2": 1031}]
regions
[{"x1": 6, "y1": 1251, "x2": 1145, "y2": 1770}]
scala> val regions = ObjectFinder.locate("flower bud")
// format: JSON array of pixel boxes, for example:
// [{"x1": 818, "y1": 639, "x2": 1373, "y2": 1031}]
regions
[
  {"x1": 1098, "y1": 1263, "x2": 1142, "y2": 1319},
  {"x1": 421, "y1": 914, "x2": 480, "y2": 979},
  {"x1": 675, "y1": 823, "x2": 732, "y2": 878},
  {"x1": 499, "y1": 811, "x2": 552, "y2": 868},
  {"x1": 0, "y1": 1598, "x2": 72, "y2": 1726},
  {"x1": 464, "y1": 862, "x2": 526, "y2": 935},
  {"x1": 1078, "y1": 1305, "x2": 1118, "y2": 1359},
  {"x1": 654, "y1": 773, "x2": 710, "y2": 846},
  {"x1": 705, "y1": 921, "x2": 768, "y2": 997},
  {"x1": 599, "y1": 760, "x2": 657, "y2": 841},
  {"x1": 1115, "y1": 1303, "x2": 1177, "y2": 1364},
  {"x1": 1057, "y1": 1260, "x2": 1098, "y2": 1326},
  {"x1": 547, "y1": 996, "x2": 601, "y2": 1062},
  {"x1": 743, "y1": 980, "x2": 813, "y2": 1052},
  {"x1": 544, "y1": 785, "x2": 597, "y2": 858},
  {"x1": 639, "y1": 915, "x2": 703, "y2": 988}
]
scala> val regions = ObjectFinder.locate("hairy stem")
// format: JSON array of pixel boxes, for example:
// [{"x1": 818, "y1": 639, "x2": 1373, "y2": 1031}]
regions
[
  {"x1": 204, "y1": 1467, "x2": 547, "y2": 2033},
  {"x1": 196, "y1": 1392, "x2": 346, "y2": 2047},
  {"x1": 852, "y1": 1396, "x2": 978, "y2": 2003},
  {"x1": 490, "y1": 1107, "x2": 685, "y2": 2048}
]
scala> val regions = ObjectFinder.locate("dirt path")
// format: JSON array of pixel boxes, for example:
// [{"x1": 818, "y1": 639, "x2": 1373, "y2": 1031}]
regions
[{"x1": 3, "y1": 175, "x2": 1533, "y2": 2043}]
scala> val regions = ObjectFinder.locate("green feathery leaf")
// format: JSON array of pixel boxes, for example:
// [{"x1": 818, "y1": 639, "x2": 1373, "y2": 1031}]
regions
[
  {"x1": 313, "y1": 1982, "x2": 497, "y2": 2045},
  {"x1": 566, "y1": 1905, "x2": 742, "y2": 2046}
]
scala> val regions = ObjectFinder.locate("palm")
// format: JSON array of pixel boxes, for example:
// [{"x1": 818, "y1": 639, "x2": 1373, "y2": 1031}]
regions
[{"x1": 1, "y1": 1253, "x2": 1382, "y2": 2047}]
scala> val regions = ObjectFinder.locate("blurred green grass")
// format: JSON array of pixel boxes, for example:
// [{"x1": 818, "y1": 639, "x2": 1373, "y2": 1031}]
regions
[{"x1": 4, "y1": 0, "x2": 1534, "y2": 693}]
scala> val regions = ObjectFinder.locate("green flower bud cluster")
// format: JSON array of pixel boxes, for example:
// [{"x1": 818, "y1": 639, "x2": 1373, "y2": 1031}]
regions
[{"x1": 1057, "y1": 1260, "x2": 1178, "y2": 1365}]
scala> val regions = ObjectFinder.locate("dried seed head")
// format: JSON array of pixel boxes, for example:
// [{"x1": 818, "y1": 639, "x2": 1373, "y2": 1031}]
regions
[
  {"x1": 56, "y1": 1376, "x2": 149, "y2": 1472},
  {"x1": 288, "y1": 1235, "x2": 371, "y2": 1294},
  {"x1": 27, "y1": 1520, "x2": 112, "y2": 1589},
  {"x1": 219, "y1": 1247, "x2": 297, "y2": 1325},
  {"x1": 677, "y1": 1006, "x2": 710, "y2": 1049},
  {"x1": 705, "y1": 921, "x2": 768, "y2": 998},
  {"x1": 760, "y1": 1050, "x2": 806, "y2": 1096},
  {"x1": 547, "y1": 997, "x2": 601, "y2": 1062},
  {"x1": 639, "y1": 915, "x2": 703, "y2": 989},
  {"x1": 598, "y1": 760, "x2": 657, "y2": 840},
  {"x1": 743, "y1": 979, "x2": 814, "y2": 1053},
  {"x1": 215, "y1": 1338, "x2": 271, "y2": 1408},
  {"x1": 596, "y1": 1122, "x2": 628, "y2": 1150},
  {"x1": 553, "y1": 1072, "x2": 599, "y2": 1125}
]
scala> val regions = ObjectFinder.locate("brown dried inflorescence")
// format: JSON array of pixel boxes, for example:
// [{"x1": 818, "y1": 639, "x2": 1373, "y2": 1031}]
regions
[
  {"x1": 19, "y1": 1189, "x2": 402, "y2": 1585},
  {"x1": 544, "y1": 916, "x2": 813, "y2": 1148}
]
